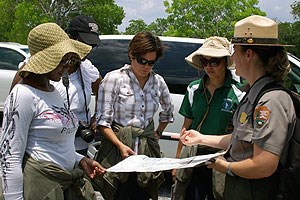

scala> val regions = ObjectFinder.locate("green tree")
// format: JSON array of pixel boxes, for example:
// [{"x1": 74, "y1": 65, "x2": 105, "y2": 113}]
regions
[
  {"x1": 278, "y1": 1, "x2": 300, "y2": 57},
  {"x1": 81, "y1": 0, "x2": 124, "y2": 35},
  {"x1": 0, "y1": 0, "x2": 124, "y2": 44},
  {"x1": 291, "y1": 1, "x2": 300, "y2": 20},
  {"x1": 124, "y1": 18, "x2": 169, "y2": 36},
  {"x1": 147, "y1": 18, "x2": 170, "y2": 36},
  {"x1": 124, "y1": 19, "x2": 147, "y2": 34},
  {"x1": 162, "y1": 0, "x2": 265, "y2": 38},
  {"x1": 9, "y1": 1, "x2": 52, "y2": 43},
  {"x1": 279, "y1": 21, "x2": 300, "y2": 57}
]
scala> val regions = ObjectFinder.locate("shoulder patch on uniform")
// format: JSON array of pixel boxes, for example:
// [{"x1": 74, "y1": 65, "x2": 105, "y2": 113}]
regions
[{"x1": 254, "y1": 106, "x2": 270, "y2": 128}]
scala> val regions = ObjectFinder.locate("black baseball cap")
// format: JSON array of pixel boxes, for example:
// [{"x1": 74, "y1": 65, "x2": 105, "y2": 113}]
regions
[{"x1": 67, "y1": 15, "x2": 101, "y2": 46}]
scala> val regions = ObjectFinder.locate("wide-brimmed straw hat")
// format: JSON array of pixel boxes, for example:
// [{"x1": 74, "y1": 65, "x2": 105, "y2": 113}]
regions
[
  {"x1": 231, "y1": 15, "x2": 293, "y2": 46},
  {"x1": 185, "y1": 36, "x2": 233, "y2": 69},
  {"x1": 20, "y1": 22, "x2": 92, "y2": 77}
]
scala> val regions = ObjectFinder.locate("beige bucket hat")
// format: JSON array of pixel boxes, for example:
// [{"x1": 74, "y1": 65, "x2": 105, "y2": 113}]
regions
[
  {"x1": 185, "y1": 36, "x2": 233, "y2": 69},
  {"x1": 20, "y1": 22, "x2": 92, "y2": 77},
  {"x1": 231, "y1": 15, "x2": 293, "y2": 46}
]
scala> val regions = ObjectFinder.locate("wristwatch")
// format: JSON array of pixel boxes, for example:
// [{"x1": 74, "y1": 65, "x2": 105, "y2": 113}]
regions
[
  {"x1": 155, "y1": 130, "x2": 163, "y2": 136},
  {"x1": 226, "y1": 162, "x2": 235, "y2": 176}
]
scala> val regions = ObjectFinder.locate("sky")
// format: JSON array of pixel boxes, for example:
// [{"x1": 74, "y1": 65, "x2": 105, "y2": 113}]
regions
[{"x1": 114, "y1": 0, "x2": 297, "y2": 32}]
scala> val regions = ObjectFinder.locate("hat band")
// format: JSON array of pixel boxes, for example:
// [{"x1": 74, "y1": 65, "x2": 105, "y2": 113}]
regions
[{"x1": 231, "y1": 37, "x2": 279, "y2": 45}]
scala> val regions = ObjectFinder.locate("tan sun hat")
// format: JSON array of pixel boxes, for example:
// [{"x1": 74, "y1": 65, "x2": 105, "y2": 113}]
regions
[
  {"x1": 185, "y1": 36, "x2": 233, "y2": 69},
  {"x1": 231, "y1": 15, "x2": 293, "y2": 46},
  {"x1": 20, "y1": 22, "x2": 92, "y2": 77}
]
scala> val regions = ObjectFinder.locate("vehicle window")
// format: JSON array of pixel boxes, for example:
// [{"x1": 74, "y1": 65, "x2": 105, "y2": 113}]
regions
[
  {"x1": 0, "y1": 47, "x2": 25, "y2": 70},
  {"x1": 154, "y1": 41, "x2": 201, "y2": 94},
  {"x1": 287, "y1": 62, "x2": 300, "y2": 93},
  {"x1": 21, "y1": 47, "x2": 30, "y2": 54},
  {"x1": 88, "y1": 39, "x2": 202, "y2": 94},
  {"x1": 88, "y1": 39, "x2": 129, "y2": 76}
]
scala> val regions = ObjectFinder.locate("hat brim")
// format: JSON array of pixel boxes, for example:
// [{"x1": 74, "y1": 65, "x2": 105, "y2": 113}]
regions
[
  {"x1": 185, "y1": 47, "x2": 233, "y2": 69},
  {"x1": 78, "y1": 32, "x2": 101, "y2": 46},
  {"x1": 20, "y1": 39, "x2": 91, "y2": 76},
  {"x1": 232, "y1": 43, "x2": 294, "y2": 46}
]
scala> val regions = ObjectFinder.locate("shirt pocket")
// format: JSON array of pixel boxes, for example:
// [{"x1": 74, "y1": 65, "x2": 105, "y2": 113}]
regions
[
  {"x1": 234, "y1": 123, "x2": 254, "y2": 143},
  {"x1": 118, "y1": 86, "x2": 135, "y2": 104}
]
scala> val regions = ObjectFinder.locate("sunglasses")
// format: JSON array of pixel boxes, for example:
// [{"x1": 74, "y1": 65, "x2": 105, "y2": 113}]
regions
[
  {"x1": 200, "y1": 57, "x2": 223, "y2": 67},
  {"x1": 136, "y1": 55, "x2": 156, "y2": 66},
  {"x1": 60, "y1": 57, "x2": 81, "y2": 67}
]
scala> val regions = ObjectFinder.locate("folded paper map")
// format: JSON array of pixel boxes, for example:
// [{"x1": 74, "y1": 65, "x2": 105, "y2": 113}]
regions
[{"x1": 107, "y1": 151, "x2": 226, "y2": 172}]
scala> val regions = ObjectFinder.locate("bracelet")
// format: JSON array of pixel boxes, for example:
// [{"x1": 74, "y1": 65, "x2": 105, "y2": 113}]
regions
[{"x1": 226, "y1": 162, "x2": 235, "y2": 176}]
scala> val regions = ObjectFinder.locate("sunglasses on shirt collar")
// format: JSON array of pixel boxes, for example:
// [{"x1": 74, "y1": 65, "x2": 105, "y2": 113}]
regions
[
  {"x1": 136, "y1": 55, "x2": 156, "y2": 67},
  {"x1": 200, "y1": 57, "x2": 224, "y2": 67},
  {"x1": 60, "y1": 56, "x2": 81, "y2": 67}
]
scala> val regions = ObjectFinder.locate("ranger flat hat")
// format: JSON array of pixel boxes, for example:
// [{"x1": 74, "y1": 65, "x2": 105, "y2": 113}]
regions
[{"x1": 231, "y1": 15, "x2": 293, "y2": 46}]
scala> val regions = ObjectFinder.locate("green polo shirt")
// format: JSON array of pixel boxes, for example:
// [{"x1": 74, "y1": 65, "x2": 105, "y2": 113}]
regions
[{"x1": 179, "y1": 72, "x2": 244, "y2": 135}]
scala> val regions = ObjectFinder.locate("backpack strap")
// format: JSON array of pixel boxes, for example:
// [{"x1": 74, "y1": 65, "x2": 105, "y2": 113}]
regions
[
  {"x1": 252, "y1": 81, "x2": 299, "y2": 166},
  {"x1": 252, "y1": 81, "x2": 287, "y2": 127},
  {"x1": 252, "y1": 81, "x2": 283, "y2": 107}
]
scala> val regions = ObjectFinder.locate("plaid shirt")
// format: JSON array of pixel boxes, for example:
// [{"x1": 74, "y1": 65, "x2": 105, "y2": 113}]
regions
[{"x1": 96, "y1": 64, "x2": 174, "y2": 128}]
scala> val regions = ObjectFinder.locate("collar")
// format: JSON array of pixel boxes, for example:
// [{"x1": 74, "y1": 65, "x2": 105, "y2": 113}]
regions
[
  {"x1": 120, "y1": 64, "x2": 158, "y2": 89},
  {"x1": 198, "y1": 70, "x2": 233, "y2": 92},
  {"x1": 247, "y1": 76, "x2": 274, "y2": 105},
  {"x1": 120, "y1": 64, "x2": 156, "y2": 76}
]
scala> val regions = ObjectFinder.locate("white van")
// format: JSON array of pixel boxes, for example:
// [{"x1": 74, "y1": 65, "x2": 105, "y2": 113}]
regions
[
  {"x1": 85, "y1": 35, "x2": 300, "y2": 159},
  {"x1": 0, "y1": 42, "x2": 29, "y2": 125}
]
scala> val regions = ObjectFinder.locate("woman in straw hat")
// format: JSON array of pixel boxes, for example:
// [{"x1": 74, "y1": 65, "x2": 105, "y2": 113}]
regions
[
  {"x1": 9, "y1": 15, "x2": 102, "y2": 156},
  {"x1": 180, "y1": 15, "x2": 296, "y2": 199},
  {"x1": 172, "y1": 36, "x2": 244, "y2": 200},
  {"x1": 0, "y1": 22, "x2": 106, "y2": 200}
]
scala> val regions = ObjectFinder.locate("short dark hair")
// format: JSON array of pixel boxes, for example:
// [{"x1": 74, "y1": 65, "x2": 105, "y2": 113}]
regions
[{"x1": 128, "y1": 31, "x2": 164, "y2": 60}]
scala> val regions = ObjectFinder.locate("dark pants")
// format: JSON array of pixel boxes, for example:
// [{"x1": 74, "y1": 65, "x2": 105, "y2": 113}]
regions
[
  {"x1": 115, "y1": 172, "x2": 150, "y2": 200},
  {"x1": 224, "y1": 173, "x2": 280, "y2": 200},
  {"x1": 185, "y1": 166, "x2": 215, "y2": 200}
]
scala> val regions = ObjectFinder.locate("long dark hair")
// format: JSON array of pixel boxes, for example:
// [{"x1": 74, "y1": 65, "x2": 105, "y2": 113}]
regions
[{"x1": 240, "y1": 46, "x2": 290, "y2": 83}]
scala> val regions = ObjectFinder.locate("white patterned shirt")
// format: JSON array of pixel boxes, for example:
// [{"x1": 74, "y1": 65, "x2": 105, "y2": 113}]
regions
[{"x1": 96, "y1": 64, "x2": 174, "y2": 128}]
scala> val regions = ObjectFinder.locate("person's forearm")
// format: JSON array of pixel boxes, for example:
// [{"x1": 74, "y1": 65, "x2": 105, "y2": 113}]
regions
[
  {"x1": 156, "y1": 121, "x2": 168, "y2": 133},
  {"x1": 98, "y1": 126, "x2": 123, "y2": 148},
  {"x1": 202, "y1": 134, "x2": 231, "y2": 150},
  {"x1": 176, "y1": 118, "x2": 193, "y2": 158},
  {"x1": 228, "y1": 146, "x2": 279, "y2": 179},
  {"x1": 175, "y1": 141, "x2": 184, "y2": 158}
]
